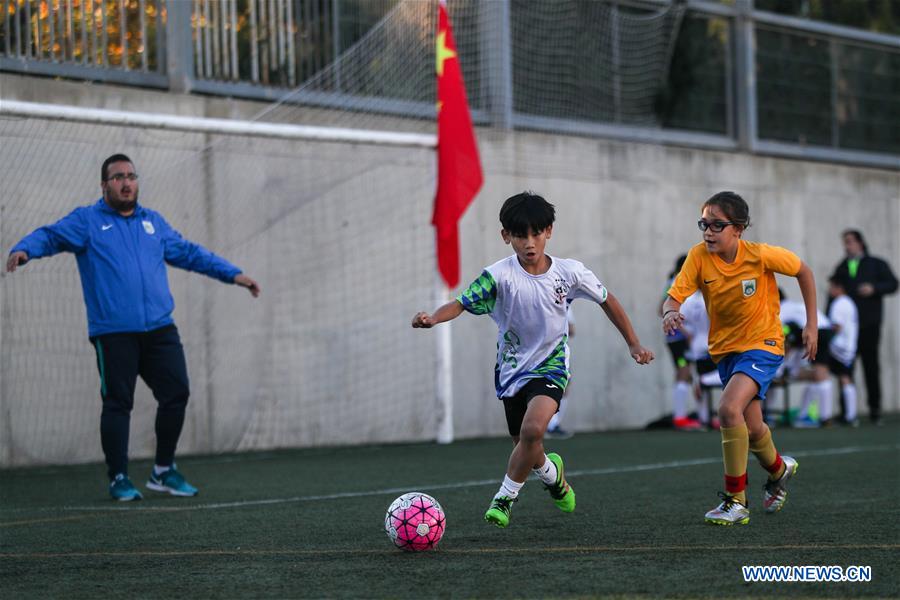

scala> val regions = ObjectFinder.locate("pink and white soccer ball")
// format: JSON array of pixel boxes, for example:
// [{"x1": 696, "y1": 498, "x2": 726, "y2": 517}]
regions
[{"x1": 384, "y1": 492, "x2": 446, "y2": 551}]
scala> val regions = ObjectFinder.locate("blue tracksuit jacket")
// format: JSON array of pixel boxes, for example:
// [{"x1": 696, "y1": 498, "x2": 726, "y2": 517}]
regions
[{"x1": 11, "y1": 199, "x2": 242, "y2": 337}]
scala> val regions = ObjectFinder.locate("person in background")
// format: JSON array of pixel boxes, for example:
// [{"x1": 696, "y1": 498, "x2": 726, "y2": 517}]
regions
[
  {"x1": 830, "y1": 230, "x2": 897, "y2": 425},
  {"x1": 547, "y1": 312, "x2": 576, "y2": 439},
  {"x1": 826, "y1": 275, "x2": 860, "y2": 426},
  {"x1": 680, "y1": 290, "x2": 718, "y2": 428},
  {"x1": 661, "y1": 255, "x2": 703, "y2": 430},
  {"x1": 780, "y1": 289, "x2": 833, "y2": 428}
]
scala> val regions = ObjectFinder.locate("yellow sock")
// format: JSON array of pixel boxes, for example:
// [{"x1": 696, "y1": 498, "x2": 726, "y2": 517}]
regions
[
  {"x1": 721, "y1": 423, "x2": 749, "y2": 505},
  {"x1": 749, "y1": 425, "x2": 786, "y2": 481}
]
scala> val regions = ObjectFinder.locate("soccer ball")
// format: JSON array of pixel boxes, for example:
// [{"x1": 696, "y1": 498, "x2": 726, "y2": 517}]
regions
[{"x1": 384, "y1": 492, "x2": 446, "y2": 551}]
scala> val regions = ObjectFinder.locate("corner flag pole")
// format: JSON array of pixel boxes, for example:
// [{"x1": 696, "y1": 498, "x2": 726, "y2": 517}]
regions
[
  {"x1": 434, "y1": 280, "x2": 454, "y2": 444},
  {"x1": 431, "y1": 1, "x2": 483, "y2": 444}
]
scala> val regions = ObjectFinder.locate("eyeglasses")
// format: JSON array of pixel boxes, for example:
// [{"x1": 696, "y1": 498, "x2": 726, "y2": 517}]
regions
[
  {"x1": 106, "y1": 173, "x2": 139, "y2": 183},
  {"x1": 697, "y1": 219, "x2": 737, "y2": 233}
]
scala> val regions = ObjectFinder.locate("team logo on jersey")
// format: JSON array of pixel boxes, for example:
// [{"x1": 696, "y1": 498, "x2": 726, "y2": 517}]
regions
[
  {"x1": 142, "y1": 220, "x2": 155, "y2": 235},
  {"x1": 500, "y1": 329, "x2": 521, "y2": 369},
  {"x1": 741, "y1": 278, "x2": 757, "y2": 297},
  {"x1": 552, "y1": 277, "x2": 570, "y2": 305},
  {"x1": 598, "y1": 284, "x2": 608, "y2": 303}
]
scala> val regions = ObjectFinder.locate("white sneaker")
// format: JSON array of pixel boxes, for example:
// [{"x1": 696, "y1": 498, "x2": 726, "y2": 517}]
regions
[
  {"x1": 705, "y1": 492, "x2": 750, "y2": 525},
  {"x1": 763, "y1": 456, "x2": 798, "y2": 513}
]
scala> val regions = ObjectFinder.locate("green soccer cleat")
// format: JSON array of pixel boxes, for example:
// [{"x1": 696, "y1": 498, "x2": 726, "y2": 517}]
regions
[
  {"x1": 484, "y1": 496, "x2": 517, "y2": 528},
  {"x1": 544, "y1": 452, "x2": 576, "y2": 513}
]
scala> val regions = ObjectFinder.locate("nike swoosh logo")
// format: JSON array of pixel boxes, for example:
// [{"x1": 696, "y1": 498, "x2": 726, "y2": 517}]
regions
[
  {"x1": 101, "y1": 224, "x2": 113, "y2": 231},
  {"x1": 751, "y1": 363, "x2": 764, "y2": 373},
  {"x1": 704, "y1": 278, "x2": 716, "y2": 284},
  {"x1": 545, "y1": 384, "x2": 558, "y2": 389}
]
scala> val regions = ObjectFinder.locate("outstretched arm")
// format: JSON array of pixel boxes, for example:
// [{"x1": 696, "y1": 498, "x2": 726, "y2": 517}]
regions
[
  {"x1": 233, "y1": 273, "x2": 261, "y2": 297},
  {"x1": 600, "y1": 292, "x2": 654, "y2": 364},
  {"x1": 6, "y1": 251, "x2": 28, "y2": 273},
  {"x1": 412, "y1": 300, "x2": 465, "y2": 328},
  {"x1": 796, "y1": 261, "x2": 818, "y2": 360},
  {"x1": 6, "y1": 209, "x2": 88, "y2": 272}
]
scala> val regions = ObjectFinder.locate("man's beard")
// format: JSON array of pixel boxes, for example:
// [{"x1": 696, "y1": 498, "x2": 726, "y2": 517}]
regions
[{"x1": 106, "y1": 191, "x2": 138, "y2": 213}]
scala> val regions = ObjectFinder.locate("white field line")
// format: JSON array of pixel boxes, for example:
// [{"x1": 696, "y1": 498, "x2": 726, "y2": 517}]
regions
[{"x1": 35, "y1": 443, "x2": 896, "y2": 515}]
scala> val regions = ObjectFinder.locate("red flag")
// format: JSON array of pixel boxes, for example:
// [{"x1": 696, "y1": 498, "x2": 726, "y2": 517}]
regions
[{"x1": 432, "y1": 1, "x2": 483, "y2": 288}]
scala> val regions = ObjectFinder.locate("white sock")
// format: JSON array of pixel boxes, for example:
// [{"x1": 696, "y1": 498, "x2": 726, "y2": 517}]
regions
[
  {"x1": 532, "y1": 455, "x2": 558, "y2": 485},
  {"x1": 496, "y1": 474, "x2": 525, "y2": 500},
  {"x1": 696, "y1": 392, "x2": 710, "y2": 424},
  {"x1": 673, "y1": 381, "x2": 691, "y2": 419},
  {"x1": 799, "y1": 384, "x2": 815, "y2": 419},
  {"x1": 815, "y1": 380, "x2": 833, "y2": 421},
  {"x1": 843, "y1": 384, "x2": 857, "y2": 421},
  {"x1": 153, "y1": 464, "x2": 172, "y2": 476}
]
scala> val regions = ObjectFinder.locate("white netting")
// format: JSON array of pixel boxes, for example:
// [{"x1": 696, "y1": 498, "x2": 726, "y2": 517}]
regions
[
  {"x1": 231, "y1": 0, "x2": 684, "y2": 131},
  {"x1": 510, "y1": 0, "x2": 685, "y2": 126},
  {"x1": 0, "y1": 0, "x2": 687, "y2": 466},
  {"x1": 0, "y1": 114, "x2": 437, "y2": 466}
]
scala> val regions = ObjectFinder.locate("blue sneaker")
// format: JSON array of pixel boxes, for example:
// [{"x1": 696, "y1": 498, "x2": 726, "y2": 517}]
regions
[
  {"x1": 109, "y1": 473, "x2": 143, "y2": 502},
  {"x1": 146, "y1": 466, "x2": 198, "y2": 497}
]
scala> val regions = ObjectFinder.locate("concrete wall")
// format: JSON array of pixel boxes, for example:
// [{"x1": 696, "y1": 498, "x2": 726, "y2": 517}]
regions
[
  {"x1": 1, "y1": 74, "x2": 897, "y2": 466},
  {"x1": 456, "y1": 134, "x2": 899, "y2": 435}
]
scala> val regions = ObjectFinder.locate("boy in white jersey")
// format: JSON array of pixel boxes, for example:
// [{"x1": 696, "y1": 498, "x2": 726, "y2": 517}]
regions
[
  {"x1": 827, "y1": 276, "x2": 859, "y2": 425},
  {"x1": 412, "y1": 192, "x2": 654, "y2": 528}
]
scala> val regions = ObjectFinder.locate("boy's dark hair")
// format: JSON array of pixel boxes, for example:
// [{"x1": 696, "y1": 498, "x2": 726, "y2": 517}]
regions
[
  {"x1": 703, "y1": 191, "x2": 751, "y2": 229},
  {"x1": 101, "y1": 153, "x2": 133, "y2": 181},
  {"x1": 828, "y1": 274, "x2": 846, "y2": 289},
  {"x1": 499, "y1": 191, "x2": 555, "y2": 237},
  {"x1": 842, "y1": 229, "x2": 869, "y2": 255}
]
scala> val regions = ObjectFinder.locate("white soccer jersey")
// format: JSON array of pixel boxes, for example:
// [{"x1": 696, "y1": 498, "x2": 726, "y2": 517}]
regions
[
  {"x1": 457, "y1": 255, "x2": 608, "y2": 398},
  {"x1": 828, "y1": 294, "x2": 858, "y2": 366},
  {"x1": 779, "y1": 299, "x2": 831, "y2": 329},
  {"x1": 680, "y1": 291, "x2": 710, "y2": 361}
]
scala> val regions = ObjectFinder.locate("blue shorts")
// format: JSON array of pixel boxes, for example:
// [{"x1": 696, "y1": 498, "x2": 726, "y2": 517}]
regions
[{"x1": 716, "y1": 350, "x2": 784, "y2": 401}]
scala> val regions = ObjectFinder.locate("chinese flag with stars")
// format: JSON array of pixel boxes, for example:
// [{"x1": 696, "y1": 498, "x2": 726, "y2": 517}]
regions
[{"x1": 432, "y1": 1, "x2": 483, "y2": 288}]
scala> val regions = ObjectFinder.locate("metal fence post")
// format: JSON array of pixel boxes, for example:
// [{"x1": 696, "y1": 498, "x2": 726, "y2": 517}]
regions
[
  {"x1": 734, "y1": 0, "x2": 758, "y2": 152},
  {"x1": 734, "y1": 0, "x2": 756, "y2": 152},
  {"x1": 166, "y1": 0, "x2": 194, "y2": 92},
  {"x1": 480, "y1": 0, "x2": 513, "y2": 129}
]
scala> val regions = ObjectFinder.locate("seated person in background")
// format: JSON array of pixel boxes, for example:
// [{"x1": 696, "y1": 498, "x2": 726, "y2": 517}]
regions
[
  {"x1": 827, "y1": 276, "x2": 859, "y2": 426},
  {"x1": 780, "y1": 289, "x2": 833, "y2": 427}
]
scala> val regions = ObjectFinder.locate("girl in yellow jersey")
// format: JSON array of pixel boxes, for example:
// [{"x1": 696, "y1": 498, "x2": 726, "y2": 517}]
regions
[{"x1": 662, "y1": 191, "x2": 818, "y2": 525}]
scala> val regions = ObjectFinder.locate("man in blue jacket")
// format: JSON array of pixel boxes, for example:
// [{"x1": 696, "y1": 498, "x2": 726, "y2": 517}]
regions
[{"x1": 6, "y1": 154, "x2": 260, "y2": 501}]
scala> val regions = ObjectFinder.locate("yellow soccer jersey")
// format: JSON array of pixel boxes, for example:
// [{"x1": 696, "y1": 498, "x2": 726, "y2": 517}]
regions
[{"x1": 668, "y1": 240, "x2": 801, "y2": 361}]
